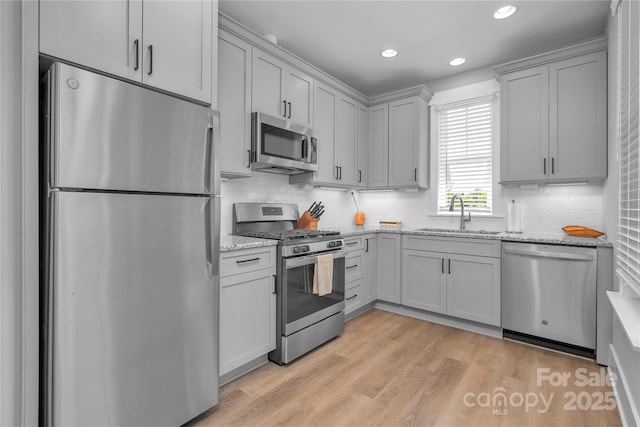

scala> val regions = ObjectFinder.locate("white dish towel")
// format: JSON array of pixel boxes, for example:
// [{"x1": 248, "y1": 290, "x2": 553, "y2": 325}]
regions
[{"x1": 313, "y1": 253, "x2": 334, "y2": 296}]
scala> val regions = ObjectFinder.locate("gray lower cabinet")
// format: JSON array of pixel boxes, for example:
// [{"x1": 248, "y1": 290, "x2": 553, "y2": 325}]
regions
[
  {"x1": 401, "y1": 235, "x2": 501, "y2": 326},
  {"x1": 344, "y1": 234, "x2": 378, "y2": 315},
  {"x1": 377, "y1": 233, "x2": 402, "y2": 303},
  {"x1": 219, "y1": 247, "x2": 276, "y2": 376},
  {"x1": 362, "y1": 234, "x2": 377, "y2": 304}
]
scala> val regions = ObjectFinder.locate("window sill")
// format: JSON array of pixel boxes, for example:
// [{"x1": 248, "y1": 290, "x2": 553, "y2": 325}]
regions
[{"x1": 607, "y1": 291, "x2": 640, "y2": 352}]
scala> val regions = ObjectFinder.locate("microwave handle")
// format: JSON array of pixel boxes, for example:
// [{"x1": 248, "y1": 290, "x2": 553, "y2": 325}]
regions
[{"x1": 302, "y1": 138, "x2": 308, "y2": 161}]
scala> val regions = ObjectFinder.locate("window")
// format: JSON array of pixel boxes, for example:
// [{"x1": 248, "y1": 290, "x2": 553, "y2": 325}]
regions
[
  {"x1": 617, "y1": 0, "x2": 640, "y2": 294},
  {"x1": 437, "y1": 97, "x2": 494, "y2": 215}
]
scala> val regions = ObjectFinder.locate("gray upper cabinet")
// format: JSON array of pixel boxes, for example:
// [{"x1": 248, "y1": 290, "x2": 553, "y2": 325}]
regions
[
  {"x1": 293, "y1": 81, "x2": 338, "y2": 185},
  {"x1": 251, "y1": 48, "x2": 313, "y2": 127},
  {"x1": 218, "y1": 30, "x2": 252, "y2": 178},
  {"x1": 356, "y1": 104, "x2": 369, "y2": 188},
  {"x1": 290, "y1": 83, "x2": 366, "y2": 188},
  {"x1": 500, "y1": 65, "x2": 549, "y2": 182},
  {"x1": 498, "y1": 39, "x2": 607, "y2": 184},
  {"x1": 549, "y1": 52, "x2": 607, "y2": 181},
  {"x1": 389, "y1": 97, "x2": 429, "y2": 187},
  {"x1": 336, "y1": 95, "x2": 358, "y2": 187},
  {"x1": 368, "y1": 93, "x2": 430, "y2": 189},
  {"x1": 368, "y1": 104, "x2": 389, "y2": 188},
  {"x1": 40, "y1": 0, "x2": 214, "y2": 104}
]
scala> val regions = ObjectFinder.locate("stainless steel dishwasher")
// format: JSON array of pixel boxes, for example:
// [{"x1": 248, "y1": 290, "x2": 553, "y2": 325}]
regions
[{"x1": 502, "y1": 242, "x2": 597, "y2": 357}]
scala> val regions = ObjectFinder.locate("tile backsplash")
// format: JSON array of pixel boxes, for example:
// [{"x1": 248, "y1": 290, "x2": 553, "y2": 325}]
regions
[{"x1": 221, "y1": 172, "x2": 605, "y2": 237}]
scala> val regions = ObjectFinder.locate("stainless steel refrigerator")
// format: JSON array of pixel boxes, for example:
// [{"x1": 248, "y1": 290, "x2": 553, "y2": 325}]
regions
[{"x1": 41, "y1": 62, "x2": 220, "y2": 426}]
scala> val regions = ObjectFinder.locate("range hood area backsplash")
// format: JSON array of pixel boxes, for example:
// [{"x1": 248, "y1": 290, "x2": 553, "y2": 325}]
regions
[{"x1": 220, "y1": 173, "x2": 604, "y2": 236}]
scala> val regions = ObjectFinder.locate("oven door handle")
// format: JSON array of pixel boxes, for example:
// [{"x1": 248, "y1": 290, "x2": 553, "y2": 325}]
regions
[{"x1": 285, "y1": 250, "x2": 347, "y2": 269}]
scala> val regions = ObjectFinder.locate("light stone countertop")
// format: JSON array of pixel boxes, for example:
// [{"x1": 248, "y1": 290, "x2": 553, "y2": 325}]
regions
[
  {"x1": 220, "y1": 227, "x2": 613, "y2": 251},
  {"x1": 331, "y1": 225, "x2": 613, "y2": 248},
  {"x1": 220, "y1": 235, "x2": 278, "y2": 252}
]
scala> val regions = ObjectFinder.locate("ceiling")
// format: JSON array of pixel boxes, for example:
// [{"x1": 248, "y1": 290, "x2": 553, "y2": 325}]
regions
[{"x1": 219, "y1": 0, "x2": 610, "y2": 97}]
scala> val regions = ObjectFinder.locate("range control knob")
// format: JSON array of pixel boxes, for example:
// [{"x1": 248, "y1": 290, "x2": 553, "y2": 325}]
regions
[
  {"x1": 292, "y1": 246, "x2": 301, "y2": 254},
  {"x1": 327, "y1": 241, "x2": 335, "y2": 248},
  {"x1": 302, "y1": 245, "x2": 310, "y2": 252}
]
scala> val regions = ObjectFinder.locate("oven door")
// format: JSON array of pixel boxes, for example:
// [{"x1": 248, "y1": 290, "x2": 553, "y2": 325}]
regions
[{"x1": 281, "y1": 250, "x2": 346, "y2": 336}]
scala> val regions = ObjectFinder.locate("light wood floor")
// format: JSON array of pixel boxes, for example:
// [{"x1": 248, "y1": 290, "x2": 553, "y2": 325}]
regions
[{"x1": 190, "y1": 309, "x2": 622, "y2": 427}]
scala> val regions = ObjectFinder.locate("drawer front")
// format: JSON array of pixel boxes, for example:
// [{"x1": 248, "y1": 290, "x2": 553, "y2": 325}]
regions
[
  {"x1": 344, "y1": 236, "x2": 364, "y2": 252},
  {"x1": 345, "y1": 252, "x2": 363, "y2": 281},
  {"x1": 403, "y1": 235, "x2": 501, "y2": 258},
  {"x1": 220, "y1": 247, "x2": 276, "y2": 278},
  {"x1": 345, "y1": 279, "x2": 363, "y2": 313}
]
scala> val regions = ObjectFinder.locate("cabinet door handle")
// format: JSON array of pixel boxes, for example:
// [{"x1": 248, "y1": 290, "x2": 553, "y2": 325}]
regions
[
  {"x1": 543, "y1": 158, "x2": 547, "y2": 175},
  {"x1": 133, "y1": 39, "x2": 139, "y2": 71},
  {"x1": 441, "y1": 258, "x2": 445, "y2": 274},
  {"x1": 246, "y1": 149, "x2": 251, "y2": 168},
  {"x1": 346, "y1": 264, "x2": 359, "y2": 270},
  {"x1": 552, "y1": 157, "x2": 555, "y2": 174},
  {"x1": 346, "y1": 241, "x2": 359, "y2": 246},
  {"x1": 288, "y1": 102, "x2": 292, "y2": 119},
  {"x1": 147, "y1": 45, "x2": 153, "y2": 75},
  {"x1": 335, "y1": 166, "x2": 339, "y2": 180},
  {"x1": 448, "y1": 258, "x2": 451, "y2": 274},
  {"x1": 339, "y1": 166, "x2": 342, "y2": 180},
  {"x1": 358, "y1": 170, "x2": 362, "y2": 183},
  {"x1": 365, "y1": 238, "x2": 369, "y2": 252},
  {"x1": 272, "y1": 275, "x2": 277, "y2": 294},
  {"x1": 346, "y1": 294, "x2": 358, "y2": 301},
  {"x1": 414, "y1": 168, "x2": 417, "y2": 181},
  {"x1": 236, "y1": 257, "x2": 260, "y2": 264},
  {"x1": 282, "y1": 100, "x2": 287, "y2": 117}
]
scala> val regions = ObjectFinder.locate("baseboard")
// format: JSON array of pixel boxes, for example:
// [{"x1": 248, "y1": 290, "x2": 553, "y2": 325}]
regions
[
  {"x1": 345, "y1": 302, "x2": 376, "y2": 322},
  {"x1": 219, "y1": 355, "x2": 269, "y2": 386},
  {"x1": 374, "y1": 301, "x2": 503, "y2": 339}
]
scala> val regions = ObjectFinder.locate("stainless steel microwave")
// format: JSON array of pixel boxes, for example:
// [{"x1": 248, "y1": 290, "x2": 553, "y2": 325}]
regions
[{"x1": 251, "y1": 112, "x2": 318, "y2": 174}]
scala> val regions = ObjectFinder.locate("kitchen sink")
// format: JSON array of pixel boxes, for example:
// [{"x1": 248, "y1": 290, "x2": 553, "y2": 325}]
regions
[{"x1": 414, "y1": 228, "x2": 501, "y2": 235}]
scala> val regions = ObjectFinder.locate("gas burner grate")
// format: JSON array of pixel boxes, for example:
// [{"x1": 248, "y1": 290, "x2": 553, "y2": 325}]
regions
[{"x1": 240, "y1": 229, "x2": 340, "y2": 242}]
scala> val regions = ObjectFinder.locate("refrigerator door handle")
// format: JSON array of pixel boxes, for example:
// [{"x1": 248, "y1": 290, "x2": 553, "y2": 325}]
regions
[
  {"x1": 204, "y1": 197, "x2": 220, "y2": 278},
  {"x1": 204, "y1": 111, "x2": 220, "y2": 195}
]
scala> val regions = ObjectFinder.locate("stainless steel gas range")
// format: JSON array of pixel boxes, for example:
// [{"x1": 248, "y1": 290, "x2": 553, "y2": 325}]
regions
[{"x1": 233, "y1": 202, "x2": 345, "y2": 364}]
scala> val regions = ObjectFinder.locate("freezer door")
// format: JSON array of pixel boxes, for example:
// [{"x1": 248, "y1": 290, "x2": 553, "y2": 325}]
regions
[
  {"x1": 48, "y1": 62, "x2": 218, "y2": 195},
  {"x1": 47, "y1": 191, "x2": 219, "y2": 426}
]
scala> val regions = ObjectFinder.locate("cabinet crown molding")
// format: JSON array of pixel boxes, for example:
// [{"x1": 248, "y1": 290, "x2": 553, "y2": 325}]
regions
[
  {"x1": 368, "y1": 84, "x2": 434, "y2": 105},
  {"x1": 219, "y1": 12, "x2": 433, "y2": 107},
  {"x1": 493, "y1": 36, "x2": 608, "y2": 76}
]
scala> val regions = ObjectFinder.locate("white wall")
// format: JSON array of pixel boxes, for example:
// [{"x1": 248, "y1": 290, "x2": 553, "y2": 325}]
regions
[
  {"x1": 222, "y1": 173, "x2": 605, "y2": 237},
  {"x1": 1, "y1": 1, "x2": 39, "y2": 425}
]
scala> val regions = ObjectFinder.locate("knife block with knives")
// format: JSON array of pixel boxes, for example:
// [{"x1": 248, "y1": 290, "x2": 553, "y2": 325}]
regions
[
  {"x1": 299, "y1": 201, "x2": 324, "y2": 229},
  {"x1": 298, "y1": 211, "x2": 319, "y2": 230}
]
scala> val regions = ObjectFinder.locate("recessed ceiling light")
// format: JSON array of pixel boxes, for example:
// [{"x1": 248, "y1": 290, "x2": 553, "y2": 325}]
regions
[
  {"x1": 493, "y1": 5, "x2": 517, "y2": 19},
  {"x1": 380, "y1": 49, "x2": 398, "y2": 58},
  {"x1": 449, "y1": 57, "x2": 466, "y2": 66}
]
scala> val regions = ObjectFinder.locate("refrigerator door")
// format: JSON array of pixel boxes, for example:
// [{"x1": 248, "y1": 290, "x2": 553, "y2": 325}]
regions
[
  {"x1": 47, "y1": 62, "x2": 219, "y2": 195},
  {"x1": 48, "y1": 191, "x2": 219, "y2": 426}
]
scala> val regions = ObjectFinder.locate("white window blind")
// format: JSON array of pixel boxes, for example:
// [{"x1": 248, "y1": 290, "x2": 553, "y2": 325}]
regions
[
  {"x1": 437, "y1": 98, "x2": 493, "y2": 214},
  {"x1": 617, "y1": 0, "x2": 640, "y2": 293}
]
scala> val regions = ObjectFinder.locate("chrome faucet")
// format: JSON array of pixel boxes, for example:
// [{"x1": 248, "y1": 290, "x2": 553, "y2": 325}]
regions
[{"x1": 449, "y1": 193, "x2": 471, "y2": 230}]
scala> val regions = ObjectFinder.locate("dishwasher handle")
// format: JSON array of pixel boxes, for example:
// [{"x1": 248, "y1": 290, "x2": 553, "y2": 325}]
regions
[{"x1": 503, "y1": 247, "x2": 594, "y2": 261}]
